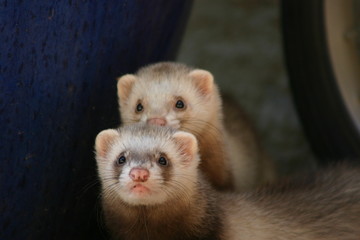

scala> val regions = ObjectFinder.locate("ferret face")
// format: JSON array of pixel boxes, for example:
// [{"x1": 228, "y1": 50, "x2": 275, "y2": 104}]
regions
[
  {"x1": 117, "y1": 63, "x2": 221, "y2": 134},
  {"x1": 95, "y1": 124, "x2": 199, "y2": 206}
]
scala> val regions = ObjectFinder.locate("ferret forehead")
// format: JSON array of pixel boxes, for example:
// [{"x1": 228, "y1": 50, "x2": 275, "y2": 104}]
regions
[
  {"x1": 134, "y1": 76, "x2": 195, "y2": 98},
  {"x1": 122, "y1": 134, "x2": 167, "y2": 150},
  {"x1": 138, "y1": 79, "x2": 176, "y2": 93},
  {"x1": 109, "y1": 137, "x2": 169, "y2": 160},
  {"x1": 119, "y1": 125, "x2": 175, "y2": 148},
  {"x1": 116, "y1": 122, "x2": 176, "y2": 142},
  {"x1": 137, "y1": 62, "x2": 192, "y2": 77}
]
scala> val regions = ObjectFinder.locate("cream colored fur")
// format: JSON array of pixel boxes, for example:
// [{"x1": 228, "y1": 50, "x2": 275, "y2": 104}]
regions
[
  {"x1": 95, "y1": 124, "x2": 360, "y2": 240},
  {"x1": 117, "y1": 62, "x2": 275, "y2": 191},
  {"x1": 95, "y1": 125, "x2": 199, "y2": 206}
]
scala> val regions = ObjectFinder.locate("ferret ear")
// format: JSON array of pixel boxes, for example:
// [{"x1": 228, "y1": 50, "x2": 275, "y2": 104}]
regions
[
  {"x1": 188, "y1": 69, "x2": 214, "y2": 96},
  {"x1": 172, "y1": 131, "x2": 199, "y2": 166},
  {"x1": 117, "y1": 74, "x2": 137, "y2": 103},
  {"x1": 95, "y1": 129, "x2": 120, "y2": 159}
]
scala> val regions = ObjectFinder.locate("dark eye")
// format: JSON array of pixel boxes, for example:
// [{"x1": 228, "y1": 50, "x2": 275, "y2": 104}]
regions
[
  {"x1": 175, "y1": 100, "x2": 185, "y2": 109},
  {"x1": 136, "y1": 103, "x2": 143, "y2": 112},
  {"x1": 158, "y1": 156, "x2": 168, "y2": 166},
  {"x1": 117, "y1": 156, "x2": 126, "y2": 165}
]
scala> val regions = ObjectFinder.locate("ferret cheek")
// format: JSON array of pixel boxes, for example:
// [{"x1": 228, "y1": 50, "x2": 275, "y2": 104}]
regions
[{"x1": 126, "y1": 112, "x2": 143, "y2": 123}]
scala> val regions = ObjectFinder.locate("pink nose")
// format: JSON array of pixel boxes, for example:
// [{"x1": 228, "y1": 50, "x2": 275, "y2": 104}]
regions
[
  {"x1": 147, "y1": 118, "x2": 167, "y2": 126},
  {"x1": 129, "y1": 168, "x2": 150, "y2": 182}
]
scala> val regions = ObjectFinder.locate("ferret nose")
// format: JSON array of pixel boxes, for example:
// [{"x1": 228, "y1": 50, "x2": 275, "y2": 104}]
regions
[
  {"x1": 147, "y1": 118, "x2": 167, "y2": 126},
  {"x1": 129, "y1": 168, "x2": 150, "y2": 182}
]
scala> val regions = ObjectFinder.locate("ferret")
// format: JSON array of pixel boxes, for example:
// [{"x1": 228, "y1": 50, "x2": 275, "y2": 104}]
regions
[
  {"x1": 116, "y1": 62, "x2": 275, "y2": 191},
  {"x1": 95, "y1": 124, "x2": 360, "y2": 240}
]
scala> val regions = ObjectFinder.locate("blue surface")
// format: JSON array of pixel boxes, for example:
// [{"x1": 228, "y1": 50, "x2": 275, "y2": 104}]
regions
[{"x1": 0, "y1": 1, "x2": 192, "y2": 239}]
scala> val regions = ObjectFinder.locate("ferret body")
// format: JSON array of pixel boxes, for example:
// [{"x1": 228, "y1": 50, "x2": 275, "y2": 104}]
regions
[
  {"x1": 117, "y1": 62, "x2": 275, "y2": 191},
  {"x1": 95, "y1": 124, "x2": 360, "y2": 240},
  {"x1": 95, "y1": 124, "x2": 222, "y2": 240}
]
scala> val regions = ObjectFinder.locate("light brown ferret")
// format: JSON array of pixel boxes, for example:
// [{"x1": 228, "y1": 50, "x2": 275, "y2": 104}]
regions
[
  {"x1": 116, "y1": 62, "x2": 275, "y2": 191},
  {"x1": 95, "y1": 124, "x2": 360, "y2": 240}
]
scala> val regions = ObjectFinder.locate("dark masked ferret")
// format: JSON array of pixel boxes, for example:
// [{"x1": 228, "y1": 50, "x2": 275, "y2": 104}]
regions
[
  {"x1": 117, "y1": 62, "x2": 275, "y2": 191},
  {"x1": 95, "y1": 124, "x2": 360, "y2": 240}
]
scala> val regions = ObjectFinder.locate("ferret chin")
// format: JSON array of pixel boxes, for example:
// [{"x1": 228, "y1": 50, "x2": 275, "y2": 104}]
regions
[
  {"x1": 116, "y1": 62, "x2": 275, "y2": 191},
  {"x1": 119, "y1": 181, "x2": 167, "y2": 206},
  {"x1": 96, "y1": 124, "x2": 360, "y2": 240}
]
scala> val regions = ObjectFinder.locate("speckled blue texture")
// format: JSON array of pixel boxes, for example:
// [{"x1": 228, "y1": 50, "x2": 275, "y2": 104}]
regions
[{"x1": 0, "y1": 0, "x2": 192, "y2": 238}]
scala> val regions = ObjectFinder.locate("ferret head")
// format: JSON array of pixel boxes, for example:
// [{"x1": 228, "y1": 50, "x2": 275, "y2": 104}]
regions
[
  {"x1": 117, "y1": 62, "x2": 222, "y2": 134},
  {"x1": 95, "y1": 124, "x2": 200, "y2": 206}
]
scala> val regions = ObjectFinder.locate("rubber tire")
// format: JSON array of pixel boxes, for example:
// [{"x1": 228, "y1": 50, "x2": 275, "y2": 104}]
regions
[{"x1": 281, "y1": 0, "x2": 360, "y2": 164}]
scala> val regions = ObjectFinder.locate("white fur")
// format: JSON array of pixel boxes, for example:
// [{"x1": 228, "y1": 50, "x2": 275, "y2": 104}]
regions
[
  {"x1": 119, "y1": 71, "x2": 216, "y2": 132},
  {"x1": 96, "y1": 127, "x2": 199, "y2": 206}
]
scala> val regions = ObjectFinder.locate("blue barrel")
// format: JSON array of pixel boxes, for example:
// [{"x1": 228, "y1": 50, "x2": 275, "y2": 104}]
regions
[{"x1": 0, "y1": 1, "x2": 192, "y2": 239}]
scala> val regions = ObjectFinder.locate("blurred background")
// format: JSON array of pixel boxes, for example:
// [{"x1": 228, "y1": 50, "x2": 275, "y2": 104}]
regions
[
  {"x1": 3, "y1": 1, "x2": 360, "y2": 238},
  {"x1": 178, "y1": 0, "x2": 318, "y2": 176}
]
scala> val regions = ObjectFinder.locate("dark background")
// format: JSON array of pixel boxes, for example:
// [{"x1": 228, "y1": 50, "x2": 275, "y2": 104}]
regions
[{"x1": 0, "y1": 1, "x2": 192, "y2": 239}]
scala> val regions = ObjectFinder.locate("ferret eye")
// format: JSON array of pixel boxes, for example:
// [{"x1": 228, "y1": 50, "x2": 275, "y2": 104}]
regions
[
  {"x1": 136, "y1": 103, "x2": 144, "y2": 112},
  {"x1": 158, "y1": 156, "x2": 168, "y2": 166},
  {"x1": 117, "y1": 156, "x2": 126, "y2": 165},
  {"x1": 175, "y1": 100, "x2": 185, "y2": 109}
]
